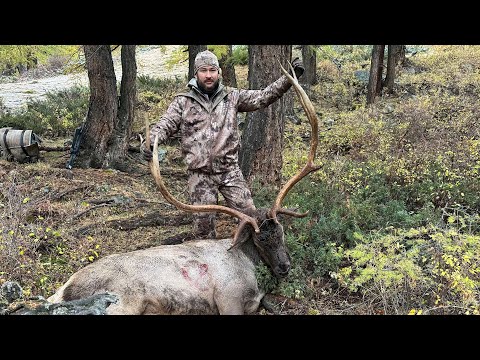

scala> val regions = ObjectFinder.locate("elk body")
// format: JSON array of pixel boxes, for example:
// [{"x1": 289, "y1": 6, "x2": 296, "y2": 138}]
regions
[
  {"x1": 47, "y1": 62, "x2": 320, "y2": 315},
  {"x1": 47, "y1": 210, "x2": 288, "y2": 315}
]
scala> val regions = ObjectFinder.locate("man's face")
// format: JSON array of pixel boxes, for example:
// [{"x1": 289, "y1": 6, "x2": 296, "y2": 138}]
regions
[{"x1": 196, "y1": 66, "x2": 220, "y2": 93}]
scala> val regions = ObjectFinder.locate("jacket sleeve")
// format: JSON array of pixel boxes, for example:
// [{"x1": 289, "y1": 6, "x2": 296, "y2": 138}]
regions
[
  {"x1": 237, "y1": 75, "x2": 292, "y2": 112},
  {"x1": 149, "y1": 95, "x2": 184, "y2": 146}
]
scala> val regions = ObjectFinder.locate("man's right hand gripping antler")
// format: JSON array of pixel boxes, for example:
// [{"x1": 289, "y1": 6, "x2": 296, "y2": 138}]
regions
[{"x1": 140, "y1": 137, "x2": 153, "y2": 162}]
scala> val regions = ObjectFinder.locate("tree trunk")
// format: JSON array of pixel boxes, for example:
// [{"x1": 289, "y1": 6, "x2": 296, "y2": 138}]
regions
[
  {"x1": 396, "y1": 45, "x2": 406, "y2": 67},
  {"x1": 301, "y1": 45, "x2": 317, "y2": 86},
  {"x1": 80, "y1": 45, "x2": 118, "y2": 168},
  {"x1": 218, "y1": 45, "x2": 237, "y2": 87},
  {"x1": 284, "y1": 60, "x2": 296, "y2": 124},
  {"x1": 375, "y1": 45, "x2": 385, "y2": 96},
  {"x1": 366, "y1": 45, "x2": 385, "y2": 105},
  {"x1": 188, "y1": 45, "x2": 207, "y2": 80},
  {"x1": 385, "y1": 45, "x2": 397, "y2": 94},
  {"x1": 239, "y1": 45, "x2": 292, "y2": 189},
  {"x1": 106, "y1": 45, "x2": 137, "y2": 170}
]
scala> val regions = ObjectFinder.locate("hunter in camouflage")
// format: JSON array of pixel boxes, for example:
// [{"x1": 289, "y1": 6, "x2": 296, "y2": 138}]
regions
[{"x1": 144, "y1": 50, "x2": 304, "y2": 238}]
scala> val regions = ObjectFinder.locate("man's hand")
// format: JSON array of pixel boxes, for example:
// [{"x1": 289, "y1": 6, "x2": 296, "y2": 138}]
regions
[
  {"x1": 140, "y1": 140, "x2": 153, "y2": 161},
  {"x1": 291, "y1": 57, "x2": 305, "y2": 78}
]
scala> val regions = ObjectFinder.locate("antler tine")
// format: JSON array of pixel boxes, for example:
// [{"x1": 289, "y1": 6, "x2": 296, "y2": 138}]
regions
[
  {"x1": 269, "y1": 60, "x2": 323, "y2": 222},
  {"x1": 146, "y1": 122, "x2": 260, "y2": 243}
]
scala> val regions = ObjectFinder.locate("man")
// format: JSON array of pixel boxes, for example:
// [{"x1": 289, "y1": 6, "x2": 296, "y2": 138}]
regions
[{"x1": 142, "y1": 49, "x2": 304, "y2": 239}]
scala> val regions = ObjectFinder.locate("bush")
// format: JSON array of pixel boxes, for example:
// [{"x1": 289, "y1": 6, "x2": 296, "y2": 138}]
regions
[
  {"x1": 334, "y1": 219, "x2": 480, "y2": 315},
  {"x1": 0, "y1": 85, "x2": 89, "y2": 137},
  {"x1": 137, "y1": 74, "x2": 185, "y2": 94},
  {"x1": 231, "y1": 45, "x2": 248, "y2": 66}
]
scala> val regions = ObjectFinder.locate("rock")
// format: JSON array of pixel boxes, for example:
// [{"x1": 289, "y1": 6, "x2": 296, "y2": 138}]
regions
[
  {"x1": 1, "y1": 281, "x2": 23, "y2": 303},
  {"x1": 5, "y1": 293, "x2": 119, "y2": 315}
]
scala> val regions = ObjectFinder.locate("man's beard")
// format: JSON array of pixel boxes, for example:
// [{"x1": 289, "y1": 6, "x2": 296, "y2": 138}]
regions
[{"x1": 197, "y1": 79, "x2": 219, "y2": 95}]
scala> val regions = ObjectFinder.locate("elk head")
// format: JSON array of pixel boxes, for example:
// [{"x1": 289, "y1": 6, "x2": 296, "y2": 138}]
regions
[{"x1": 146, "y1": 60, "x2": 320, "y2": 279}]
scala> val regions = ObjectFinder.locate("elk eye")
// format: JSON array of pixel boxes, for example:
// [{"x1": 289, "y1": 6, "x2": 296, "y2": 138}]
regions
[{"x1": 257, "y1": 233, "x2": 268, "y2": 243}]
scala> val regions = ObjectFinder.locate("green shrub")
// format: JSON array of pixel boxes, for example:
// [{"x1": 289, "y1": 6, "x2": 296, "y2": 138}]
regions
[
  {"x1": 334, "y1": 215, "x2": 480, "y2": 314},
  {"x1": 231, "y1": 45, "x2": 248, "y2": 66},
  {"x1": 137, "y1": 74, "x2": 185, "y2": 94},
  {"x1": 0, "y1": 85, "x2": 89, "y2": 137}
]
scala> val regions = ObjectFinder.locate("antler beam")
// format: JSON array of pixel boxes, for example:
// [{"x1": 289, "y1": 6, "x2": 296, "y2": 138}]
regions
[{"x1": 269, "y1": 61, "x2": 323, "y2": 222}]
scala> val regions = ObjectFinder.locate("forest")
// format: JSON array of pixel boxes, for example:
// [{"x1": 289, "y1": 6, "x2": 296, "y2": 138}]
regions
[{"x1": 0, "y1": 45, "x2": 479, "y2": 315}]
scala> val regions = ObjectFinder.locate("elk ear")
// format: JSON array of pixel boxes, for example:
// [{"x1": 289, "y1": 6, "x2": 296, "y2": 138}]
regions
[{"x1": 227, "y1": 221, "x2": 255, "y2": 251}]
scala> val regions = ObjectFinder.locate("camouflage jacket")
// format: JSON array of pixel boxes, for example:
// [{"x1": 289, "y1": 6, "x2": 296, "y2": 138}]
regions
[{"x1": 149, "y1": 75, "x2": 292, "y2": 173}]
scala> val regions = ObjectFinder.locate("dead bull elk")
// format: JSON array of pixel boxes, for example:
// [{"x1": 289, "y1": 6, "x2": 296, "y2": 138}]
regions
[{"x1": 47, "y1": 62, "x2": 321, "y2": 314}]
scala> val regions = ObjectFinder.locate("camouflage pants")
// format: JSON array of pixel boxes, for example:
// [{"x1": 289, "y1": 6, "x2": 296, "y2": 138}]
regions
[{"x1": 188, "y1": 167, "x2": 256, "y2": 239}]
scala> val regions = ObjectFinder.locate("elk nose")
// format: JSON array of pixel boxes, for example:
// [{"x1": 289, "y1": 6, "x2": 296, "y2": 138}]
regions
[{"x1": 278, "y1": 262, "x2": 291, "y2": 276}]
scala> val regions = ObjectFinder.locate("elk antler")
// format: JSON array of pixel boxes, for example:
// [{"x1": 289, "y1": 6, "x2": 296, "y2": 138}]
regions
[
  {"x1": 269, "y1": 61, "x2": 323, "y2": 223},
  {"x1": 146, "y1": 121, "x2": 260, "y2": 247}
]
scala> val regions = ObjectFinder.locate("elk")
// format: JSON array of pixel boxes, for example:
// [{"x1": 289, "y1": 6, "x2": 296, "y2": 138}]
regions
[{"x1": 47, "y1": 62, "x2": 321, "y2": 315}]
